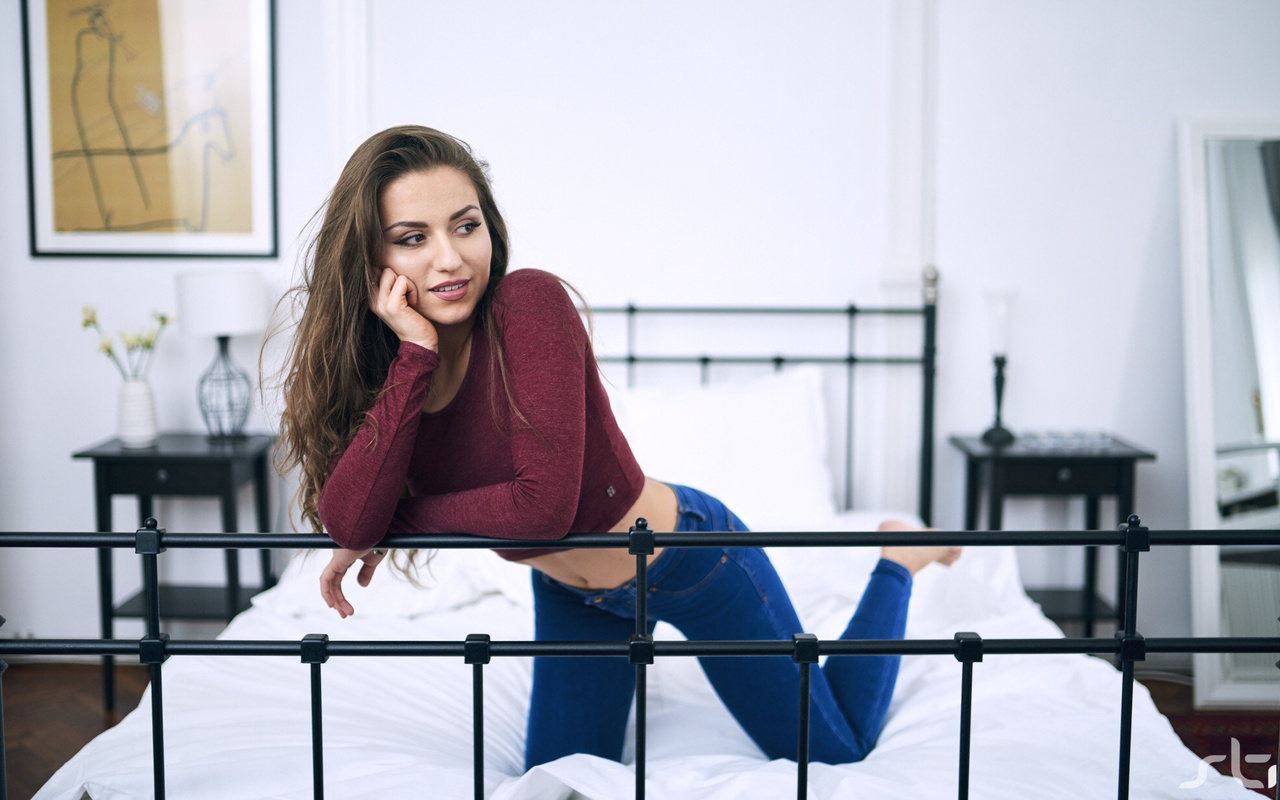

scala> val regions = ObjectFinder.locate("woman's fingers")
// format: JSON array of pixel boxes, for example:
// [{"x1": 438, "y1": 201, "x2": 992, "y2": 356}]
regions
[
  {"x1": 320, "y1": 564, "x2": 352, "y2": 618},
  {"x1": 371, "y1": 269, "x2": 401, "y2": 316},
  {"x1": 369, "y1": 269, "x2": 401, "y2": 315},
  {"x1": 389, "y1": 273, "x2": 410, "y2": 311},
  {"x1": 319, "y1": 562, "x2": 350, "y2": 618},
  {"x1": 372, "y1": 268, "x2": 398, "y2": 316},
  {"x1": 320, "y1": 548, "x2": 369, "y2": 618},
  {"x1": 357, "y1": 549, "x2": 386, "y2": 587},
  {"x1": 368, "y1": 269, "x2": 438, "y2": 351},
  {"x1": 395, "y1": 273, "x2": 418, "y2": 309},
  {"x1": 317, "y1": 548, "x2": 387, "y2": 617},
  {"x1": 378, "y1": 266, "x2": 397, "y2": 295}
]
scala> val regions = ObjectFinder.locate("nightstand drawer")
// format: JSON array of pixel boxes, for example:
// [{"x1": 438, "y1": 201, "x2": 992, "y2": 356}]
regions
[
  {"x1": 103, "y1": 462, "x2": 230, "y2": 495},
  {"x1": 999, "y1": 461, "x2": 1124, "y2": 495}
]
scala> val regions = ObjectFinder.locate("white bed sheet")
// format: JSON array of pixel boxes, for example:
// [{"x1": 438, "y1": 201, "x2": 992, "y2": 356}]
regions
[{"x1": 36, "y1": 511, "x2": 1254, "y2": 799}]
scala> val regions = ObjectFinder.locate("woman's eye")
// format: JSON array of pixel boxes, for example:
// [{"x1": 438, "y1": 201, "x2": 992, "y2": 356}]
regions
[
  {"x1": 393, "y1": 233, "x2": 425, "y2": 246},
  {"x1": 458, "y1": 221, "x2": 482, "y2": 235}
]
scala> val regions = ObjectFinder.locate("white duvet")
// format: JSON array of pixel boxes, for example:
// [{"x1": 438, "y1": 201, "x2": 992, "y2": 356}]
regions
[{"x1": 36, "y1": 511, "x2": 1255, "y2": 799}]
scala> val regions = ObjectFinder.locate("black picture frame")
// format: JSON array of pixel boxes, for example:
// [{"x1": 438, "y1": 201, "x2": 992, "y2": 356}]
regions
[{"x1": 21, "y1": 0, "x2": 278, "y2": 258}]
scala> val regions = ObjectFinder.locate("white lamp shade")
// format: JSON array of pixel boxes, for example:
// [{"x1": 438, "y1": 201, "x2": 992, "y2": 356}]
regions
[
  {"x1": 984, "y1": 291, "x2": 1016, "y2": 356},
  {"x1": 176, "y1": 270, "x2": 266, "y2": 338}
]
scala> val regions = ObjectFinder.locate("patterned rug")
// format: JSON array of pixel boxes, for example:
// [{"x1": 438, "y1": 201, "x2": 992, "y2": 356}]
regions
[{"x1": 1164, "y1": 712, "x2": 1279, "y2": 794}]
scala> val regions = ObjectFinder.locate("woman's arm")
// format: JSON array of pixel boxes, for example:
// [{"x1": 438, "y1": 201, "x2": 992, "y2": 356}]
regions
[
  {"x1": 316, "y1": 341, "x2": 439, "y2": 550},
  {"x1": 388, "y1": 271, "x2": 589, "y2": 540},
  {"x1": 318, "y1": 268, "x2": 441, "y2": 550}
]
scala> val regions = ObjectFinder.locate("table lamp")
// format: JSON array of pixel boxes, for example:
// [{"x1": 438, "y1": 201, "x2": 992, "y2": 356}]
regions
[
  {"x1": 981, "y1": 291, "x2": 1016, "y2": 447},
  {"x1": 176, "y1": 270, "x2": 265, "y2": 438}
]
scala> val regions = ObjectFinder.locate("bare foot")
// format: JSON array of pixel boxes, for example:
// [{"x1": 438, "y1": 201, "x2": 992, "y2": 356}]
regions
[{"x1": 877, "y1": 519, "x2": 962, "y2": 576}]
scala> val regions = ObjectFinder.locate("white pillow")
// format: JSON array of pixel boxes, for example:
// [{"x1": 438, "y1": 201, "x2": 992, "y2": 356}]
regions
[
  {"x1": 251, "y1": 547, "x2": 534, "y2": 618},
  {"x1": 606, "y1": 365, "x2": 838, "y2": 531}
]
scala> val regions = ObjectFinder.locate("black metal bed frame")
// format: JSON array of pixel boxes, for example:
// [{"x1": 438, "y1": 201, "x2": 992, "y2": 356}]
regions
[
  {"x1": 2, "y1": 278, "x2": 1279, "y2": 800},
  {"x1": 592, "y1": 266, "x2": 938, "y2": 523},
  {"x1": 2, "y1": 525, "x2": 1279, "y2": 800}
]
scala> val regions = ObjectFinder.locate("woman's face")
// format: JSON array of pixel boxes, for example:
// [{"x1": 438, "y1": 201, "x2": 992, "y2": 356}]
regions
[{"x1": 378, "y1": 166, "x2": 492, "y2": 335}]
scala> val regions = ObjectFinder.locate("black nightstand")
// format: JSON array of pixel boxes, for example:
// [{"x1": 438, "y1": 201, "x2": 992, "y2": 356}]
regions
[
  {"x1": 949, "y1": 432, "x2": 1156, "y2": 637},
  {"x1": 73, "y1": 432, "x2": 276, "y2": 710}
]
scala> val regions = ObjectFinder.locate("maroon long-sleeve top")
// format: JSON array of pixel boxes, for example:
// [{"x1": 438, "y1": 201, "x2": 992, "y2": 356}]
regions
[{"x1": 316, "y1": 269, "x2": 646, "y2": 561}]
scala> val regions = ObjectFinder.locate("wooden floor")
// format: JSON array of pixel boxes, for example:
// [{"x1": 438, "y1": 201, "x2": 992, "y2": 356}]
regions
[
  {"x1": 0, "y1": 663, "x2": 1272, "y2": 799},
  {"x1": 4, "y1": 663, "x2": 149, "y2": 800}
]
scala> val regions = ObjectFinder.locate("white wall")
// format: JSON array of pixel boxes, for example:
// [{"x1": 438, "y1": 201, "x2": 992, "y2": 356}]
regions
[
  {"x1": 0, "y1": 0, "x2": 335, "y2": 641},
  {"x1": 930, "y1": 0, "x2": 1280, "y2": 643},
  {"x1": 367, "y1": 1, "x2": 896, "y2": 305},
  {"x1": 2, "y1": 0, "x2": 1279, "y2": 656}
]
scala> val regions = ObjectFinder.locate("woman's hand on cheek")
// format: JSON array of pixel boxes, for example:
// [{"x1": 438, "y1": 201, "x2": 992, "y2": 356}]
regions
[{"x1": 371, "y1": 268, "x2": 438, "y2": 352}]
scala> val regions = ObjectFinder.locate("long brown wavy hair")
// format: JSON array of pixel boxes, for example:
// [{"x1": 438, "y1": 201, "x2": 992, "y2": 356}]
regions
[{"x1": 273, "y1": 126, "x2": 512, "y2": 542}]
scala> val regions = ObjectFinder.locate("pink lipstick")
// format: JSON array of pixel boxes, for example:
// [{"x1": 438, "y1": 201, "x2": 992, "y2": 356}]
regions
[{"x1": 429, "y1": 279, "x2": 470, "y2": 302}]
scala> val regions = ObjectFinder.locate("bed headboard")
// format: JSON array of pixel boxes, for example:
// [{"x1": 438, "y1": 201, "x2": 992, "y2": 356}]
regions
[{"x1": 586, "y1": 268, "x2": 938, "y2": 525}]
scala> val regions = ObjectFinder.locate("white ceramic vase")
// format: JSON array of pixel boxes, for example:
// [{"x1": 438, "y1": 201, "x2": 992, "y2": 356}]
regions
[{"x1": 118, "y1": 378, "x2": 159, "y2": 448}]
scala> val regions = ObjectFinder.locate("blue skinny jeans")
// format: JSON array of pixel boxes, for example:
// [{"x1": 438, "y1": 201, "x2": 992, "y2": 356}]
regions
[{"x1": 524, "y1": 484, "x2": 913, "y2": 769}]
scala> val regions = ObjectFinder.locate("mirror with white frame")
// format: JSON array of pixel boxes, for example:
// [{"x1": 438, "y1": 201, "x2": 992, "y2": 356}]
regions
[{"x1": 1178, "y1": 118, "x2": 1280, "y2": 708}]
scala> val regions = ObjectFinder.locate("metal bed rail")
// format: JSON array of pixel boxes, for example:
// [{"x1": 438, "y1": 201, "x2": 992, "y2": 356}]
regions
[
  {"x1": 2, "y1": 519, "x2": 1279, "y2": 800},
  {"x1": 590, "y1": 273, "x2": 938, "y2": 524}
]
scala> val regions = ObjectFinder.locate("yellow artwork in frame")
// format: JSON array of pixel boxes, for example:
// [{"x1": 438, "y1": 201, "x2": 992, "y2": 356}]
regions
[{"x1": 22, "y1": 0, "x2": 276, "y2": 256}]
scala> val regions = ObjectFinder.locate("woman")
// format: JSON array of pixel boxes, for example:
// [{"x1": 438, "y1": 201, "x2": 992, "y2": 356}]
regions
[{"x1": 277, "y1": 125, "x2": 960, "y2": 770}]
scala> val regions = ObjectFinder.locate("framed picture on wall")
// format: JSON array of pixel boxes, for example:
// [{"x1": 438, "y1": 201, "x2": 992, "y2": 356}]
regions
[{"x1": 20, "y1": 0, "x2": 278, "y2": 258}]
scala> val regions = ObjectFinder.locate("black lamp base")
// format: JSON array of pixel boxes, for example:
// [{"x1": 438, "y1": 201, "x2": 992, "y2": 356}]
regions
[
  {"x1": 981, "y1": 424, "x2": 1016, "y2": 447},
  {"x1": 982, "y1": 353, "x2": 1015, "y2": 447}
]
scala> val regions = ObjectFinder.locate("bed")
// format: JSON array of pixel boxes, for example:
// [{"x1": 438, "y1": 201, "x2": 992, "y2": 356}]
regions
[
  {"x1": 32, "y1": 519, "x2": 1254, "y2": 799},
  {"x1": 23, "y1": 293, "x2": 1266, "y2": 799}
]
